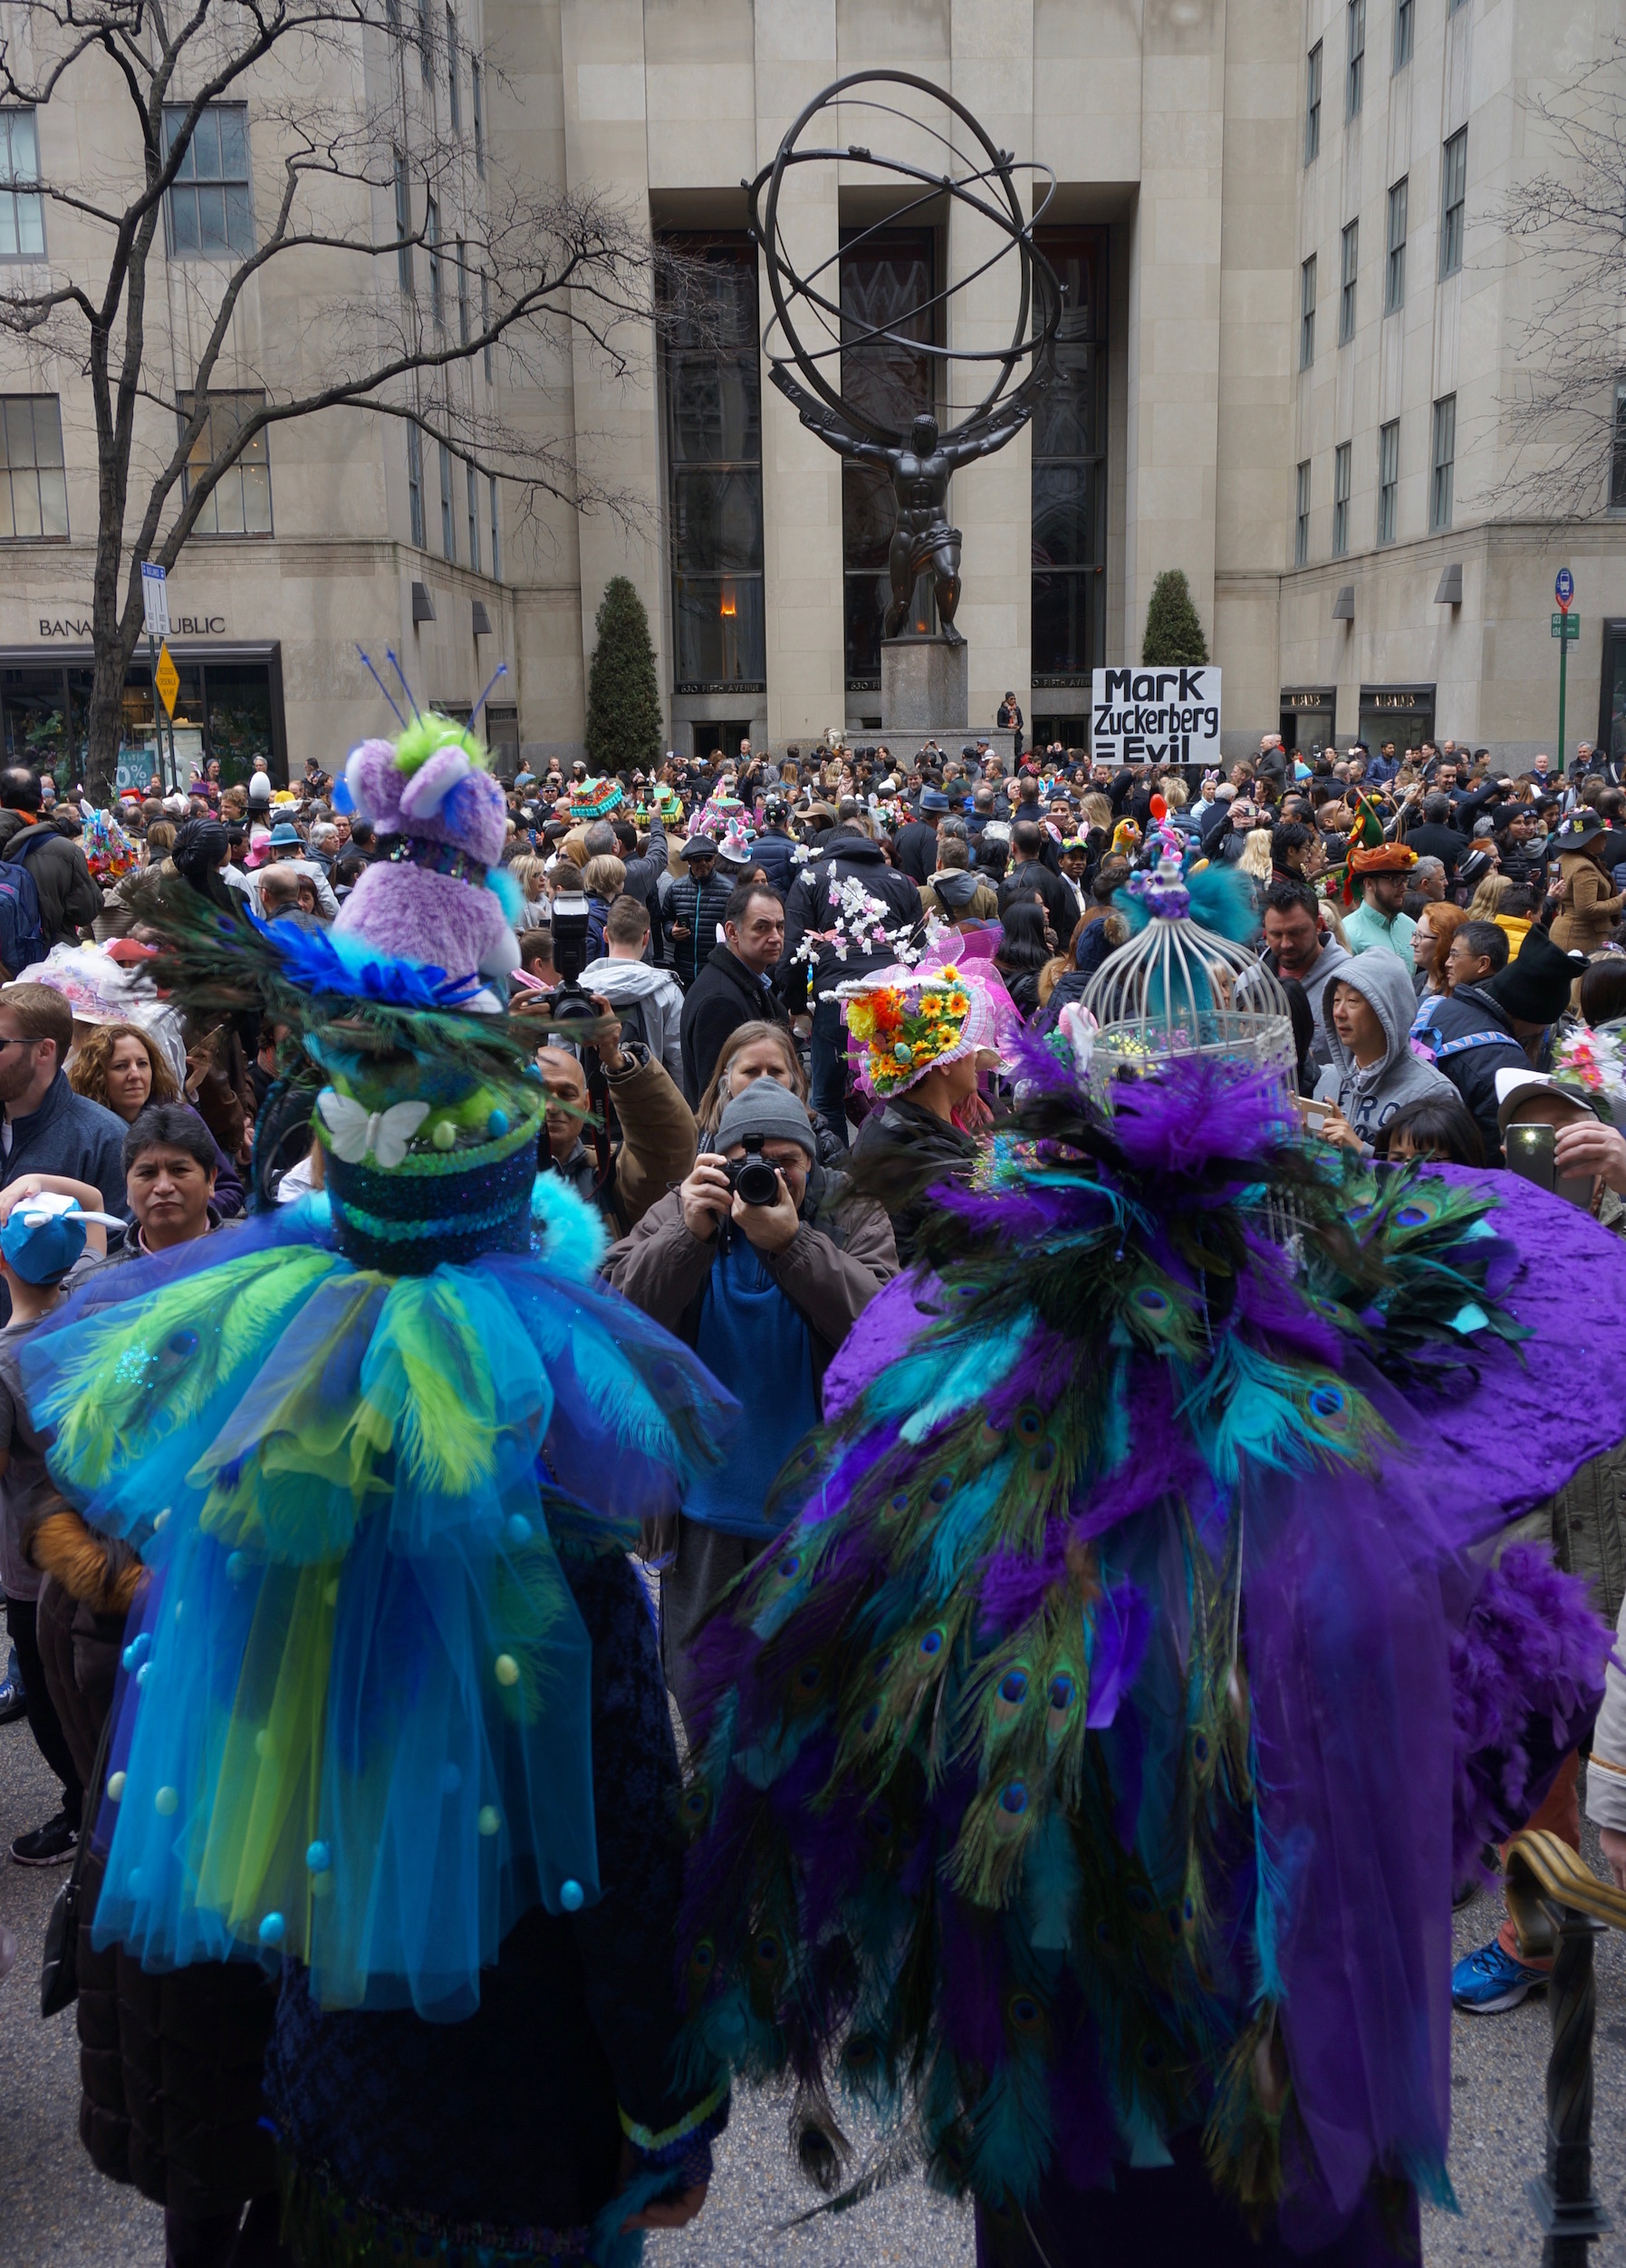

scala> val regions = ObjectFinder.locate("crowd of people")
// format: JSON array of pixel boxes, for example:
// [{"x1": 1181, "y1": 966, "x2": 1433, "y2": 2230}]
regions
[{"x1": 1, "y1": 713, "x2": 1625, "y2": 2268}]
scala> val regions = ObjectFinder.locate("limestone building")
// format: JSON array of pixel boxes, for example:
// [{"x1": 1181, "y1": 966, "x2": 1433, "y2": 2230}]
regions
[{"x1": 0, "y1": 0, "x2": 1617, "y2": 783}]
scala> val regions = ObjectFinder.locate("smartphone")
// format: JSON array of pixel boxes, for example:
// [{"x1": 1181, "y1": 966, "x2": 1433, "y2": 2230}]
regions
[{"x1": 1505, "y1": 1121, "x2": 1594, "y2": 1208}]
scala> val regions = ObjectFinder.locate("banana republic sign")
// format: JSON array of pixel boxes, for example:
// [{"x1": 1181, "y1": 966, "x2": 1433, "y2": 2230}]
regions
[{"x1": 37, "y1": 609, "x2": 227, "y2": 638}]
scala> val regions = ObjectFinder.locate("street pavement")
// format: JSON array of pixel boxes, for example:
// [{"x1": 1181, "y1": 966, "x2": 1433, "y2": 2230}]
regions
[{"x1": 4, "y1": 1717, "x2": 1626, "y2": 2267}]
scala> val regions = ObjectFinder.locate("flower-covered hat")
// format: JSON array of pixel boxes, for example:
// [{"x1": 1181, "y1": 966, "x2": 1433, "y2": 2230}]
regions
[{"x1": 836, "y1": 957, "x2": 1015, "y2": 1100}]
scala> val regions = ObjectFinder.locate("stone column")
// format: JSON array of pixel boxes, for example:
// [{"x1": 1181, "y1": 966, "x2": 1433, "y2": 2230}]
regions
[
  {"x1": 949, "y1": 0, "x2": 1035, "y2": 745},
  {"x1": 755, "y1": 0, "x2": 845, "y2": 748},
  {"x1": 559, "y1": 0, "x2": 667, "y2": 746},
  {"x1": 1124, "y1": 0, "x2": 1227, "y2": 673}
]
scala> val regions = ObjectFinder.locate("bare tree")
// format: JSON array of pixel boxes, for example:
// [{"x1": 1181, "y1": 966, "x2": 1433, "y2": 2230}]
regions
[
  {"x1": 1497, "y1": 43, "x2": 1626, "y2": 520},
  {"x1": 0, "y1": 0, "x2": 665, "y2": 795}
]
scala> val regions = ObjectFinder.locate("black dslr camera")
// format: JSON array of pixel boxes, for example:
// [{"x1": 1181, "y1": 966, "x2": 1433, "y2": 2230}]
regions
[
  {"x1": 725, "y1": 1134, "x2": 780, "y2": 1207},
  {"x1": 548, "y1": 890, "x2": 594, "y2": 1022}
]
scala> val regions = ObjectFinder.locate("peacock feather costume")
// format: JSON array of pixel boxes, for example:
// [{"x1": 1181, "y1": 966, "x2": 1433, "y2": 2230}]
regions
[
  {"x1": 676, "y1": 883, "x2": 1626, "y2": 2253},
  {"x1": 25, "y1": 720, "x2": 736, "y2": 2026}
]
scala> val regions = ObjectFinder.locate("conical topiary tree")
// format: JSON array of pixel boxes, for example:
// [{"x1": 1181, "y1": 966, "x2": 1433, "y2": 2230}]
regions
[
  {"x1": 583, "y1": 574, "x2": 663, "y2": 776},
  {"x1": 1141, "y1": 569, "x2": 1209, "y2": 668}
]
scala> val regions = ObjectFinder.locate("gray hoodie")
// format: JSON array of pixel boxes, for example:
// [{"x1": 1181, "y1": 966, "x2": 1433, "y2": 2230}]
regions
[
  {"x1": 1313, "y1": 947, "x2": 1458, "y2": 1143},
  {"x1": 580, "y1": 955, "x2": 687, "y2": 1086}
]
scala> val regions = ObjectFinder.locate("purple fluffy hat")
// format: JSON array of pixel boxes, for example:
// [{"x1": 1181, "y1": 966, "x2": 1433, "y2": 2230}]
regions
[{"x1": 332, "y1": 718, "x2": 518, "y2": 989}]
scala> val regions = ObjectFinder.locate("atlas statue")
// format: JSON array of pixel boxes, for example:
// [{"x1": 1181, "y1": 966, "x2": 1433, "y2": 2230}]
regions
[{"x1": 746, "y1": 71, "x2": 1060, "y2": 646}]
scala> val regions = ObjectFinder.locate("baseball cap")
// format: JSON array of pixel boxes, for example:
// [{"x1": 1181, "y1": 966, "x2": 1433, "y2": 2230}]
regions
[{"x1": 1, "y1": 1192, "x2": 123, "y2": 1286}]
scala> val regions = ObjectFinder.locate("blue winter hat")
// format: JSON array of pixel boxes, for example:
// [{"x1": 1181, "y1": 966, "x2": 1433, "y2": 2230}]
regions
[{"x1": 1, "y1": 1193, "x2": 121, "y2": 1285}]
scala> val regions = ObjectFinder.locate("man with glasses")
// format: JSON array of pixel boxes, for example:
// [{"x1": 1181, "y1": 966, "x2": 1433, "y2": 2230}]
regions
[{"x1": 0, "y1": 987, "x2": 126, "y2": 1319}]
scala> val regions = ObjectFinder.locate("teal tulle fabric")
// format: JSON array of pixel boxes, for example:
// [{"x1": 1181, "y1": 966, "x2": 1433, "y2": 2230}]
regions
[{"x1": 24, "y1": 1198, "x2": 736, "y2": 2020}]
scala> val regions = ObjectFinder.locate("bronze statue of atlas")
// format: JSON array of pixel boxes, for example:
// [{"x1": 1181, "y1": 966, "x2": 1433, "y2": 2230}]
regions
[{"x1": 746, "y1": 72, "x2": 1061, "y2": 645}]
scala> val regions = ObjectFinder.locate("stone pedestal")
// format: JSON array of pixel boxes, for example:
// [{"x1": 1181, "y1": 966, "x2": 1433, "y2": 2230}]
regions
[{"x1": 880, "y1": 634, "x2": 968, "y2": 731}]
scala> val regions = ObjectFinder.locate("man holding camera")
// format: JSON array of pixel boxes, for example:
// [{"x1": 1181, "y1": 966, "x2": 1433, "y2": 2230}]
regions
[{"x1": 603, "y1": 1082, "x2": 897, "y2": 1730}]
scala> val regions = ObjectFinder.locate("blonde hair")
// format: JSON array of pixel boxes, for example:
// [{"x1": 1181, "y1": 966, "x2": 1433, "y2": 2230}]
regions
[
  {"x1": 1468, "y1": 870, "x2": 1512, "y2": 922},
  {"x1": 1159, "y1": 777, "x2": 1188, "y2": 812},
  {"x1": 1239, "y1": 827, "x2": 1275, "y2": 881},
  {"x1": 696, "y1": 1020, "x2": 808, "y2": 1139},
  {"x1": 1081, "y1": 792, "x2": 1112, "y2": 832},
  {"x1": 581, "y1": 854, "x2": 626, "y2": 900},
  {"x1": 507, "y1": 854, "x2": 550, "y2": 904}
]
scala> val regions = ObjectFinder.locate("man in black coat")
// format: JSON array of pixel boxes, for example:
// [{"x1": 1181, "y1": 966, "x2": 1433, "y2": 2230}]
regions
[
  {"x1": 892, "y1": 788, "x2": 949, "y2": 885},
  {"x1": 1400, "y1": 792, "x2": 1470, "y2": 880},
  {"x1": 780, "y1": 829, "x2": 922, "y2": 1119},
  {"x1": 678, "y1": 883, "x2": 789, "y2": 1105},
  {"x1": 751, "y1": 802, "x2": 800, "y2": 896},
  {"x1": 997, "y1": 822, "x2": 1077, "y2": 939}
]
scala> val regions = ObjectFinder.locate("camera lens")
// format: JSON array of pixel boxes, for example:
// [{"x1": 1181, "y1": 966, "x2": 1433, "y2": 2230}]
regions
[{"x1": 732, "y1": 1157, "x2": 781, "y2": 1206}]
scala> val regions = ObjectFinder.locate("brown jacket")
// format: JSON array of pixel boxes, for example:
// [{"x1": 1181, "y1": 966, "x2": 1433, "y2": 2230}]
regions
[
  {"x1": 603, "y1": 1163, "x2": 897, "y2": 1393},
  {"x1": 1550, "y1": 853, "x2": 1625, "y2": 958},
  {"x1": 550, "y1": 1044, "x2": 697, "y2": 1237}
]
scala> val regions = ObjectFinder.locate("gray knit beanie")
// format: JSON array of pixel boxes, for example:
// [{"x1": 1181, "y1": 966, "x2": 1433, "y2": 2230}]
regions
[{"x1": 715, "y1": 1080, "x2": 817, "y2": 1161}]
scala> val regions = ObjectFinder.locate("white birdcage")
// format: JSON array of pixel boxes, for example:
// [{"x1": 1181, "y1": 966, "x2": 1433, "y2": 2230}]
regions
[{"x1": 1080, "y1": 847, "x2": 1296, "y2": 1115}]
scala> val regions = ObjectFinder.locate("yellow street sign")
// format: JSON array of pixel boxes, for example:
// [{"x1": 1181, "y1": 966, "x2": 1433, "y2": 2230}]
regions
[{"x1": 154, "y1": 641, "x2": 179, "y2": 718}]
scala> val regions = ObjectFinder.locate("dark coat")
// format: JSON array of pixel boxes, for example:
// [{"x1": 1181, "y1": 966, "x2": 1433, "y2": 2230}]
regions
[
  {"x1": 778, "y1": 835, "x2": 922, "y2": 1011},
  {"x1": 892, "y1": 819, "x2": 940, "y2": 885},
  {"x1": 1410, "y1": 981, "x2": 1528, "y2": 1162},
  {"x1": 850, "y1": 1095, "x2": 979, "y2": 1265},
  {"x1": 751, "y1": 829, "x2": 799, "y2": 896},
  {"x1": 998, "y1": 858, "x2": 1075, "y2": 941},
  {"x1": 0, "y1": 812, "x2": 104, "y2": 944},
  {"x1": 33, "y1": 1508, "x2": 279, "y2": 2221},
  {"x1": 1402, "y1": 821, "x2": 1470, "y2": 877},
  {"x1": 664, "y1": 870, "x2": 735, "y2": 989},
  {"x1": 678, "y1": 947, "x2": 789, "y2": 1108},
  {"x1": 265, "y1": 1547, "x2": 726, "y2": 2248}
]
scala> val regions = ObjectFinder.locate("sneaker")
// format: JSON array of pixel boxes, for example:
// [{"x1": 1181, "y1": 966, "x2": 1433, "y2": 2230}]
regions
[
  {"x1": 1450, "y1": 1936, "x2": 1548, "y2": 2013},
  {"x1": 0, "y1": 1674, "x2": 25, "y2": 1727},
  {"x1": 10, "y1": 1811, "x2": 78, "y2": 1867}
]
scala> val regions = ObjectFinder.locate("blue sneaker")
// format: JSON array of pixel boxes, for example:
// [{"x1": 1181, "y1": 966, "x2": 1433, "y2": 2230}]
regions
[
  {"x1": 1451, "y1": 1936, "x2": 1548, "y2": 2012},
  {"x1": 0, "y1": 1671, "x2": 24, "y2": 1727}
]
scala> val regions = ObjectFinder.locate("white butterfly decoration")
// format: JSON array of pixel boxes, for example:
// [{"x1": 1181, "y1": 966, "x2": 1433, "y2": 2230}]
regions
[{"x1": 317, "y1": 1090, "x2": 430, "y2": 1168}]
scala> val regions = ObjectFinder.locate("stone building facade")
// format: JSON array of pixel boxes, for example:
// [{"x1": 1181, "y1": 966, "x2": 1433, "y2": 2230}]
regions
[{"x1": 0, "y1": 0, "x2": 1617, "y2": 782}]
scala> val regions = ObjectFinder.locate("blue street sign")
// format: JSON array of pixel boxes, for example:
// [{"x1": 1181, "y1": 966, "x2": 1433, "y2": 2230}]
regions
[{"x1": 1555, "y1": 567, "x2": 1574, "y2": 608}]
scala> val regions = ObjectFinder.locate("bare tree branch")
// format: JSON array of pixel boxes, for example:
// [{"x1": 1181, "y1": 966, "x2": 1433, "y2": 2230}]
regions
[
  {"x1": 1493, "y1": 40, "x2": 1626, "y2": 522},
  {"x1": 0, "y1": 0, "x2": 685, "y2": 793}
]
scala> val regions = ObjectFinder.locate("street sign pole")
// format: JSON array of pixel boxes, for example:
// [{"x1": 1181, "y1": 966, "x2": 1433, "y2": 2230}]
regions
[
  {"x1": 1555, "y1": 569, "x2": 1575, "y2": 777},
  {"x1": 140, "y1": 563, "x2": 174, "y2": 793}
]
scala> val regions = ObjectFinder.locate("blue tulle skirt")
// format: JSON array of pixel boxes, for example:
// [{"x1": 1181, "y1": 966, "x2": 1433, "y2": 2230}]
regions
[{"x1": 24, "y1": 1198, "x2": 734, "y2": 2021}]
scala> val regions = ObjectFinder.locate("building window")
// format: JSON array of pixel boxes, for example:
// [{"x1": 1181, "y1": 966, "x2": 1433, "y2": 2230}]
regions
[
  {"x1": 467, "y1": 462, "x2": 480, "y2": 571},
  {"x1": 1440, "y1": 128, "x2": 1467, "y2": 278},
  {"x1": 1394, "y1": 0, "x2": 1413, "y2": 67},
  {"x1": 0, "y1": 396, "x2": 67, "y2": 540},
  {"x1": 472, "y1": 57, "x2": 485, "y2": 175},
  {"x1": 1430, "y1": 393, "x2": 1456, "y2": 530},
  {"x1": 1377, "y1": 418, "x2": 1400, "y2": 544},
  {"x1": 0, "y1": 111, "x2": 43, "y2": 259},
  {"x1": 426, "y1": 195, "x2": 441, "y2": 327},
  {"x1": 162, "y1": 105, "x2": 251, "y2": 257},
  {"x1": 1300, "y1": 256, "x2": 1316, "y2": 371},
  {"x1": 489, "y1": 475, "x2": 500, "y2": 581},
  {"x1": 438, "y1": 439, "x2": 455, "y2": 560},
  {"x1": 1612, "y1": 381, "x2": 1626, "y2": 509},
  {"x1": 1295, "y1": 459, "x2": 1311, "y2": 567},
  {"x1": 447, "y1": 10, "x2": 461, "y2": 131},
  {"x1": 393, "y1": 151, "x2": 413, "y2": 294},
  {"x1": 481, "y1": 270, "x2": 492, "y2": 382},
  {"x1": 1385, "y1": 177, "x2": 1408, "y2": 313},
  {"x1": 407, "y1": 423, "x2": 425, "y2": 547},
  {"x1": 1339, "y1": 221, "x2": 1358, "y2": 343},
  {"x1": 1305, "y1": 43, "x2": 1323, "y2": 164},
  {"x1": 659, "y1": 234, "x2": 765, "y2": 692},
  {"x1": 1346, "y1": 0, "x2": 1365, "y2": 120},
  {"x1": 179, "y1": 391, "x2": 272, "y2": 535},
  {"x1": 417, "y1": 0, "x2": 431, "y2": 82},
  {"x1": 1333, "y1": 440, "x2": 1351, "y2": 556},
  {"x1": 1033, "y1": 227, "x2": 1109, "y2": 692},
  {"x1": 456, "y1": 237, "x2": 468, "y2": 344},
  {"x1": 1448, "y1": 0, "x2": 1468, "y2": 13}
]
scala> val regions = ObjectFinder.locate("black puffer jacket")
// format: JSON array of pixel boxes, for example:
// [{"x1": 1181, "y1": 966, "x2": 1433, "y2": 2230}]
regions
[
  {"x1": 34, "y1": 1506, "x2": 278, "y2": 2220},
  {"x1": 849, "y1": 1095, "x2": 979, "y2": 1265}
]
